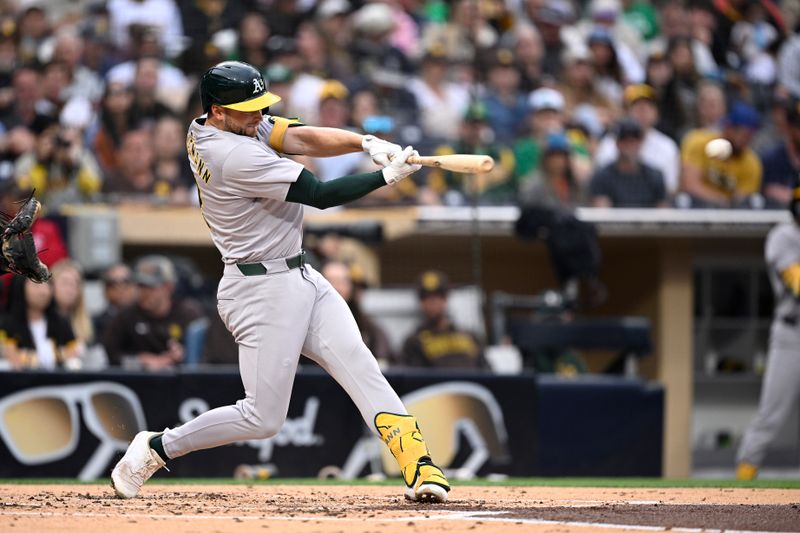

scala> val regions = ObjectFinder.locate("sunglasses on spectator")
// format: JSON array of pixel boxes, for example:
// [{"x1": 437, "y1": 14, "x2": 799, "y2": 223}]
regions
[{"x1": 106, "y1": 277, "x2": 132, "y2": 287}]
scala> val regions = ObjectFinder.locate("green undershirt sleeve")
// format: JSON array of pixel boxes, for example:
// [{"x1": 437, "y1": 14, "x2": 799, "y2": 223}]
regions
[{"x1": 285, "y1": 168, "x2": 386, "y2": 209}]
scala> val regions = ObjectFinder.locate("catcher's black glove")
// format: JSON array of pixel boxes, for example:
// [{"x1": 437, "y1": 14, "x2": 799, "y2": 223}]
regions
[{"x1": 0, "y1": 197, "x2": 51, "y2": 283}]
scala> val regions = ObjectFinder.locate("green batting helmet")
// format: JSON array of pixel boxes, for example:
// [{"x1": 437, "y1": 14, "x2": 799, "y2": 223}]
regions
[{"x1": 200, "y1": 61, "x2": 281, "y2": 112}]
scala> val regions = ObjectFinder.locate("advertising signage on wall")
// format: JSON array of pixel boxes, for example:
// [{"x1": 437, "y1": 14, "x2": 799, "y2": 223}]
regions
[{"x1": 0, "y1": 369, "x2": 662, "y2": 479}]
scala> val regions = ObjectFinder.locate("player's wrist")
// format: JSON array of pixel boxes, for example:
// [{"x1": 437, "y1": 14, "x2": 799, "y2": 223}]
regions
[{"x1": 360, "y1": 134, "x2": 374, "y2": 152}]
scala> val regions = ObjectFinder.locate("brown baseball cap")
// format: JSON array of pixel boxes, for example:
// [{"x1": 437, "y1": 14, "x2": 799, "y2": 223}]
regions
[{"x1": 417, "y1": 270, "x2": 449, "y2": 297}]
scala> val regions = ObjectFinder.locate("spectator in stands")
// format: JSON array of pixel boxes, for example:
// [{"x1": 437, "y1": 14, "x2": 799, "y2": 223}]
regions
[
  {"x1": 585, "y1": 0, "x2": 644, "y2": 58},
  {"x1": 730, "y1": 0, "x2": 780, "y2": 87},
  {"x1": 179, "y1": 0, "x2": 244, "y2": 73},
  {"x1": 527, "y1": 0, "x2": 573, "y2": 79},
  {"x1": 595, "y1": 84, "x2": 680, "y2": 196},
  {"x1": 39, "y1": 61, "x2": 72, "y2": 118},
  {"x1": 107, "y1": 0, "x2": 185, "y2": 59},
  {"x1": 514, "y1": 87, "x2": 593, "y2": 183},
  {"x1": 90, "y1": 82, "x2": 134, "y2": 175},
  {"x1": 509, "y1": 22, "x2": 544, "y2": 92},
  {"x1": 0, "y1": 31, "x2": 17, "y2": 97},
  {"x1": 14, "y1": 123, "x2": 103, "y2": 210},
  {"x1": 15, "y1": 5, "x2": 50, "y2": 65},
  {"x1": 680, "y1": 101, "x2": 763, "y2": 208},
  {"x1": 262, "y1": 0, "x2": 306, "y2": 38},
  {"x1": 519, "y1": 132, "x2": 586, "y2": 209},
  {"x1": 1, "y1": 275, "x2": 81, "y2": 370},
  {"x1": 51, "y1": 29, "x2": 104, "y2": 104},
  {"x1": 409, "y1": 44, "x2": 470, "y2": 142},
  {"x1": 315, "y1": 0, "x2": 357, "y2": 81},
  {"x1": 51, "y1": 259, "x2": 95, "y2": 349},
  {"x1": 622, "y1": 0, "x2": 660, "y2": 43},
  {"x1": 585, "y1": 28, "x2": 625, "y2": 105},
  {"x1": 590, "y1": 119, "x2": 667, "y2": 207},
  {"x1": 93, "y1": 262, "x2": 138, "y2": 342},
  {"x1": 309, "y1": 81, "x2": 369, "y2": 182},
  {"x1": 229, "y1": 11, "x2": 270, "y2": 69},
  {"x1": 428, "y1": 102, "x2": 515, "y2": 205},
  {"x1": 0, "y1": 66, "x2": 49, "y2": 134},
  {"x1": 760, "y1": 100, "x2": 800, "y2": 208},
  {"x1": 479, "y1": 47, "x2": 528, "y2": 144},
  {"x1": 777, "y1": 27, "x2": 800, "y2": 99},
  {"x1": 694, "y1": 80, "x2": 728, "y2": 131},
  {"x1": 514, "y1": 88, "x2": 567, "y2": 179},
  {"x1": 557, "y1": 46, "x2": 618, "y2": 135},
  {"x1": 686, "y1": 0, "x2": 721, "y2": 78},
  {"x1": 350, "y1": 2, "x2": 413, "y2": 79},
  {"x1": 321, "y1": 260, "x2": 394, "y2": 367},
  {"x1": 102, "y1": 255, "x2": 205, "y2": 370},
  {"x1": 262, "y1": 63, "x2": 295, "y2": 117},
  {"x1": 152, "y1": 114, "x2": 194, "y2": 204},
  {"x1": 103, "y1": 127, "x2": 161, "y2": 201},
  {"x1": 127, "y1": 57, "x2": 175, "y2": 128},
  {"x1": 421, "y1": 0, "x2": 498, "y2": 64},
  {"x1": 105, "y1": 26, "x2": 189, "y2": 93},
  {"x1": 667, "y1": 36, "x2": 700, "y2": 119},
  {"x1": 644, "y1": 50, "x2": 688, "y2": 141},
  {"x1": 401, "y1": 270, "x2": 483, "y2": 369}
]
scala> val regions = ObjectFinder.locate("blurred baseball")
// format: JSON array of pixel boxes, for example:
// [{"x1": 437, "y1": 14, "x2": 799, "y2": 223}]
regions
[{"x1": 705, "y1": 138, "x2": 733, "y2": 160}]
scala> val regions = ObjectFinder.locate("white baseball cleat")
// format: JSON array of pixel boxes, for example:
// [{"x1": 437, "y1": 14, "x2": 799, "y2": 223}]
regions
[
  {"x1": 403, "y1": 458, "x2": 450, "y2": 503},
  {"x1": 405, "y1": 483, "x2": 449, "y2": 503},
  {"x1": 111, "y1": 431, "x2": 166, "y2": 498}
]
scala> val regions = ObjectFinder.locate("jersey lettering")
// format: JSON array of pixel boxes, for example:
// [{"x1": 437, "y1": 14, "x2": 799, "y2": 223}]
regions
[{"x1": 187, "y1": 132, "x2": 212, "y2": 184}]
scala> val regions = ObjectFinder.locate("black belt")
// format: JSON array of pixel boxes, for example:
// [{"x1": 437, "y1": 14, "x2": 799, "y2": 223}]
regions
[{"x1": 236, "y1": 251, "x2": 306, "y2": 276}]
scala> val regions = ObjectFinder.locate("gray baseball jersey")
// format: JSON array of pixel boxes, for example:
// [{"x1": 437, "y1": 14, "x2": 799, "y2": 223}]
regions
[
  {"x1": 766, "y1": 222, "x2": 800, "y2": 321},
  {"x1": 186, "y1": 115, "x2": 304, "y2": 263},
  {"x1": 161, "y1": 114, "x2": 407, "y2": 463}
]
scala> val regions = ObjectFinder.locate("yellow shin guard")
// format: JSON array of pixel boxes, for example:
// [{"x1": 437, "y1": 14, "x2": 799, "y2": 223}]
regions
[{"x1": 374, "y1": 412, "x2": 450, "y2": 501}]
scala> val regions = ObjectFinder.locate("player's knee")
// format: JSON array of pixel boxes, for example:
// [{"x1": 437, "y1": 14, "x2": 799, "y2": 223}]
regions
[
  {"x1": 239, "y1": 400, "x2": 285, "y2": 439},
  {"x1": 249, "y1": 418, "x2": 283, "y2": 440}
]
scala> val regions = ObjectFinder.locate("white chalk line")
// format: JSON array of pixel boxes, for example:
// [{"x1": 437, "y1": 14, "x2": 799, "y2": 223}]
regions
[{"x1": 0, "y1": 509, "x2": 796, "y2": 533}]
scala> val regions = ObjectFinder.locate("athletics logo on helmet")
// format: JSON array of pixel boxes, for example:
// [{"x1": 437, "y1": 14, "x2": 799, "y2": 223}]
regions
[{"x1": 200, "y1": 61, "x2": 281, "y2": 113}]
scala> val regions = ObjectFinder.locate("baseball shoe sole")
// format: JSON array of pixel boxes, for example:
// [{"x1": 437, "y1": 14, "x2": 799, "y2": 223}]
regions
[{"x1": 405, "y1": 483, "x2": 449, "y2": 503}]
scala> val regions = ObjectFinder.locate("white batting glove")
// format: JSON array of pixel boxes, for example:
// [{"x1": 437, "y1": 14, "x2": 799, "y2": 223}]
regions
[
  {"x1": 381, "y1": 146, "x2": 421, "y2": 185},
  {"x1": 362, "y1": 134, "x2": 402, "y2": 167}
]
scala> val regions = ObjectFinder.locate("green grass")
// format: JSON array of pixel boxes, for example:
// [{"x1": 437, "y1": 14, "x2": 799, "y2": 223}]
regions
[{"x1": 1, "y1": 478, "x2": 799, "y2": 489}]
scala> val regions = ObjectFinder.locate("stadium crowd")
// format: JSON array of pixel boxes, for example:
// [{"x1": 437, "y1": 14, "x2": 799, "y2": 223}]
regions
[
  {"x1": 0, "y1": 0, "x2": 798, "y2": 211},
  {"x1": 0, "y1": 0, "x2": 799, "y2": 371}
]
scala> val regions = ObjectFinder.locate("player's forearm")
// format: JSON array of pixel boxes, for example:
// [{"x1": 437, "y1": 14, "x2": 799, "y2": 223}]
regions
[
  {"x1": 285, "y1": 126, "x2": 364, "y2": 157},
  {"x1": 286, "y1": 168, "x2": 385, "y2": 209}
]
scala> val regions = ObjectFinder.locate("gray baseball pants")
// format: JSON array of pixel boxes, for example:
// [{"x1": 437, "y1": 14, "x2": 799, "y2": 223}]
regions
[
  {"x1": 737, "y1": 322, "x2": 800, "y2": 466},
  {"x1": 161, "y1": 261, "x2": 406, "y2": 459}
]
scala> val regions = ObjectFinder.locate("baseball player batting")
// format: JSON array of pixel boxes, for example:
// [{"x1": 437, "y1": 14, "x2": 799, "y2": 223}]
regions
[{"x1": 111, "y1": 61, "x2": 450, "y2": 503}]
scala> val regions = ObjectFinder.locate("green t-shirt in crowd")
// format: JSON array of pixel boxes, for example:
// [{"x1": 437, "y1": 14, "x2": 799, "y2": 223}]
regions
[{"x1": 624, "y1": 2, "x2": 660, "y2": 41}]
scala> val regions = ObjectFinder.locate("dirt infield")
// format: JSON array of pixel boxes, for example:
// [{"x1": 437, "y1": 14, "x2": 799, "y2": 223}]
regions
[{"x1": 1, "y1": 484, "x2": 799, "y2": 533}]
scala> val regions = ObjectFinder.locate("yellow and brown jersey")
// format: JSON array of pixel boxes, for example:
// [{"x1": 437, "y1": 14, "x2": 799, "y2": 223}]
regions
[{"x1": 401, "y1": 322, "x2": 483, "y2": 369}]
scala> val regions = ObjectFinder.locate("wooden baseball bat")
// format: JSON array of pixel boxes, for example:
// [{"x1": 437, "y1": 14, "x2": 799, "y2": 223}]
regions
[{"x1": 407, "y1": 154, "x2": 495, "y2": 174}]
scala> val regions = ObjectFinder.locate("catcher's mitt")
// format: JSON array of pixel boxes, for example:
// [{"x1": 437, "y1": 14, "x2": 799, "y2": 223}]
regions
[{"x1": 0, "y1": 197, "x2": 51, "y2": 283}]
